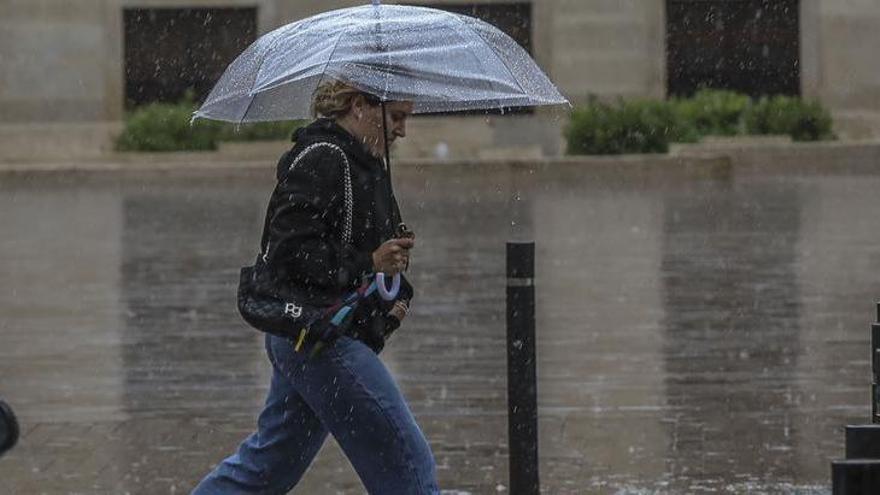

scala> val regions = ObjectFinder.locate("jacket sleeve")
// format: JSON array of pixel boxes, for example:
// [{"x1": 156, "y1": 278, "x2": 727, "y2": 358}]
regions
[
  {"x1": 263, "y1": 147, "x2": 373, "y2": 292},
  {"x1": 382, "y1": 193, "x2": 415, "y2": 310}
]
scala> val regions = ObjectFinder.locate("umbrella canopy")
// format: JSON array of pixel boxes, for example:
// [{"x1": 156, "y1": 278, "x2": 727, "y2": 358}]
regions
[{"x1": 194, "y1": 1, "x2": 569, "y2": 123}]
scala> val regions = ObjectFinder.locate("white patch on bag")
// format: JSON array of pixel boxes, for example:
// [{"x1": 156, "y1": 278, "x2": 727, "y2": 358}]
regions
[{"x1": 284, "y1": 302, "x2": 303, "y2": 319}]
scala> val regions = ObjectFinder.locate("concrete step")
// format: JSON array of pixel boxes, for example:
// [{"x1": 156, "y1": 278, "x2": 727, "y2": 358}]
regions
[
  {"x1": 832, "y1": 459, "x2": 880, "y2": 494},
  {"x1": 847, "y1": 425, "x2": 880, "y2": 459}
]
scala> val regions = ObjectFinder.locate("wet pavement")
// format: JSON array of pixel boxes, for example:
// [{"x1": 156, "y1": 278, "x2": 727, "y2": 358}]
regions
[{"x1": 1, "y1": 160, "x2": 879, "y2": 494}]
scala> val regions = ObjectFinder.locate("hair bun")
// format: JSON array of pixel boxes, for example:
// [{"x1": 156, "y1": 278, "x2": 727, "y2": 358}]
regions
[{"x1": 311, "y1": 80, "x2": 371, "y2": 119}]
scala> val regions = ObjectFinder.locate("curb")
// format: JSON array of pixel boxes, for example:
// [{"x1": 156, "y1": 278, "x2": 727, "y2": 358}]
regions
[{"x1": 2, "y1": 140, "x2": 880, "y2": 175}]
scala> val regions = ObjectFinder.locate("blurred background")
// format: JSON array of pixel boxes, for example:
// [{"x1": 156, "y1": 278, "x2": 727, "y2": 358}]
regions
[
  {"x1": 3, "y1": 2, "x2": 880, "y2": 494},
  {"x1": 2, "y1": 0, "x2": 879, "y2": 161}
]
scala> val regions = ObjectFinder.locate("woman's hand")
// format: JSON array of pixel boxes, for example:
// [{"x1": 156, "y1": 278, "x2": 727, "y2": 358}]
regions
[
  {"x1": 388, "y1": 300, "x2": 410, "y2": 323},
  {"x1": 372, "y1": 237, "x2": 415, "y2": 275}
]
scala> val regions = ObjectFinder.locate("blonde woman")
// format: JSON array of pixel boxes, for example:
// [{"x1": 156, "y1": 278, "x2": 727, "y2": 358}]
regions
[{"x1": 192, "y1": 81, "x2": 438, "y2": 494}]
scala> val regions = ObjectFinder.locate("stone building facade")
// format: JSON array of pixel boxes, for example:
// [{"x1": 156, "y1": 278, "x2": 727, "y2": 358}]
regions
[{"x1": 2, "y1": 0, "x2": 880, "y2": 160}]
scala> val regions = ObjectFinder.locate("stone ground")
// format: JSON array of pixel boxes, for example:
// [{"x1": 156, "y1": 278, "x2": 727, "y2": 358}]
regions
[{"x1": 1, "y1": 162, "x2": 878, "y2": 494}]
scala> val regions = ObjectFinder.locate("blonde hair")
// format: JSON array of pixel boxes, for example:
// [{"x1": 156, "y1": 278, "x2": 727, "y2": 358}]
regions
[{"x1": 311, "y1": 80, "x2": 378, "y2": 119}]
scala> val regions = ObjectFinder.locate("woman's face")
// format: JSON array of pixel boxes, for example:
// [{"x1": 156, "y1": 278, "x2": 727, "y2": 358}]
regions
[{"x1": 345, "y1": 96, "x2": 414, "y2": 159}]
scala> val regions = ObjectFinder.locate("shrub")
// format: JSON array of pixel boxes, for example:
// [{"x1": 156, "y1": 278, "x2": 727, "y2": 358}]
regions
[
  {"x1": 116, "y1": 101, "x2": 217, "y2": 151},
  {"x1": 743, "y1": 96, "x2": 834, "y2": 141},
  {"x1": 565, "y1": 91, "x2": 836, "y2": 155},
  {"x1": 565, "y1": 97, "x2": 698, "y2": 155},
  {"x1": 672, "y1": 89, "x2": 751, "y2": 136},
  {"x1": 116, "y1": 98, "x2": 303, "y2": 152}
]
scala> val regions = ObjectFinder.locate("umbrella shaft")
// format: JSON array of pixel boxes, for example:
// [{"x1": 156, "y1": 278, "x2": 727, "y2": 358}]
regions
[
  {"x1": 381, "y1": 101, "x2": 397, "y2": 228},
  {"x1": 381, "y1": 101, "x2": 391, "y2": 174}
]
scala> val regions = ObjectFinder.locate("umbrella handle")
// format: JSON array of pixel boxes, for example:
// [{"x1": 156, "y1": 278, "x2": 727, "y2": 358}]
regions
[{"x1": 375, "y1": 272, "x2": 401, "y2": 301}]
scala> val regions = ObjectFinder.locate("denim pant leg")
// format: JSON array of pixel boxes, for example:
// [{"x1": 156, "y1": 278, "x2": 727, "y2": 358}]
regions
[
  {"x1": 280, "y1": 335, "x2": 439, "y2": 495},
  {"x1": 191, "y1": 337, "x2": 329, "y2": 494}
]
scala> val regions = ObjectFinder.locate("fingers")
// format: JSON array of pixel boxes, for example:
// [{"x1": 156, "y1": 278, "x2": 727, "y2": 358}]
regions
[
  {"x1": 386, "y1": 257, "x2": 407, "y2": 274},
  {"x1": 373, "y1": 237, "x2": 414, "y2": 274},
  {"x1": 394, "y1": 250, "x2": 410, "y2": 265},
  {"x1": 387, "y1": 238, "x2": 415, "y2": 250},
  {"x1": 384, "y1": 248, "x2": 406, "y2": 262},
  {"x1": 383, "y1": 264, "x2": 405, "y2": 276},
  {"x1": 377, "y1": 252, "x2": 406, "y2": 274},
  {"x1": 389, "y1": 300, "x2": 409, "y2": 321}
]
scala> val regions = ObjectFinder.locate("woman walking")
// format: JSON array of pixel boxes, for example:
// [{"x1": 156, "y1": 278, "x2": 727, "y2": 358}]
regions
[{"x1": 192, "y1": 80, "x2": 438, "y2": 494}]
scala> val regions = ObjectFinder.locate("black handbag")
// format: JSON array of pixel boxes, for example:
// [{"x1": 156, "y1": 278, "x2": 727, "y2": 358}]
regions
[
  {"x1": 237, "y1": 262, "x2": 332, "y2": 339},
  {"x1": 237, "y1": 142, "x2": 354, "y2": 343}
]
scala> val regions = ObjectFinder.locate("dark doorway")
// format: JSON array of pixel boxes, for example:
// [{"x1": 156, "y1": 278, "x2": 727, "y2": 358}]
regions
[
  {"x1": 666, "y1": 0, "x2": 800, "y2": 98},
  {"x1": 123, "y1": 8, "x2": 257, "y2": 109}
]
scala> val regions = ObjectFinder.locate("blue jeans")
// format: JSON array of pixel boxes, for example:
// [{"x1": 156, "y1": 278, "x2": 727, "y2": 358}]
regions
[{"x1": 192, "y1": 334, "x2": 439, "y2": 494}]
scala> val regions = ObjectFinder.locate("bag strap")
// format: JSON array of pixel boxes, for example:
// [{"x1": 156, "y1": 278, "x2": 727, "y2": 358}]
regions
[{"x1": 287, "y1": 142, "x2": 353, "y2": 246}]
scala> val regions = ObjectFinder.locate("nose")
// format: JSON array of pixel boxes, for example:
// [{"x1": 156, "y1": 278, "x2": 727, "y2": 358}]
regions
[{"x1": 395, "y1": 120, "x2": 406, "y2": 139}]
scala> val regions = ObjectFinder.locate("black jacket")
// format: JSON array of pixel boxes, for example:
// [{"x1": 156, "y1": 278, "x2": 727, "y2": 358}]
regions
[{"x1": 253, "y1": 118, "x2": 413, "y2": 348}]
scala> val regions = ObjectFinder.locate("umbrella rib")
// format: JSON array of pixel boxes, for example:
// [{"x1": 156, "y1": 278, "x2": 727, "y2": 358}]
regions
[
  {"x1": 240, "y1": 11, "x2": 356, "y2": 122},
  {"x1": 314, "y1": 12, "x2": 358, "y2": 99},
  {"x1": 439, "y1": 22, "x2": 504, "y2": 99},
  {"x1": 236, "y1": 33, "x2": 289, "y2": 123},
  {"x1": 442, "y1": 11, "x2": 529, "y2": 100}
]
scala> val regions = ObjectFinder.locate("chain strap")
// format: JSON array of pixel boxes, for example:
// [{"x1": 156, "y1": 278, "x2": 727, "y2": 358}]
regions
[
  {"x1": 287, "y1": 142, "x2": 354, "y2": 246},
  {"x1": 260, "y1": 142, "x2": 354, "y2": 265}
]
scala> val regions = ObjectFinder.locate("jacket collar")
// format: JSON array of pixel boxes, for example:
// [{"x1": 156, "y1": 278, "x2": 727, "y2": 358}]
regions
[{"x1": 292, "y1": 118, "x2": 384, "y2": 170}]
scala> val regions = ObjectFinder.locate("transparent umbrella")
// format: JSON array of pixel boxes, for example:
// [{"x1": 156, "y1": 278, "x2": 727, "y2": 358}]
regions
[
  {"x1": 193, "y1": 0, "x2": 569, "y2": 123},
  {"x1": 194, "y1": 0, "x2": 569, "y2": 247}
]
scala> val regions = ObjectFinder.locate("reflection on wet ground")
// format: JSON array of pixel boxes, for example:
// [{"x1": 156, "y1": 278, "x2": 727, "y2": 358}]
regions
[{"x1": 1, "y1": 162, "x2": 879, "y2": 494}]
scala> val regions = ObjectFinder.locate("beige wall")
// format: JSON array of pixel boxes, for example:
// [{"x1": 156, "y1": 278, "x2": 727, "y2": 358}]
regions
[
  {"x1": 0, "y1": 0, "x2": 121, "y2": 122},
  {"x1": 806, "y1": 0, "x2": 880, "y2": 138},
  {"x1": 812, "y1": 0, "x2": 880, "y2": 109},
  {"x1": 547, "y1": 0, "x2": 666, "y2": 104}
]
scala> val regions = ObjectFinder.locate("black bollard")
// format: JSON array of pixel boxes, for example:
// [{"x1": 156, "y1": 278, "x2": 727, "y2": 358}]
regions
[
  {"x1": 832, "y1": 302, "x2": 880, "y2": 494},
  {"x1": 506, "y1": 241, "x2": 539, "y2": 495},
  {"x1": 833, "y1": 460, "x2": 880, "y2": 494},
  {"x1": 872, "y1": 302, "x2": 880, "y2": 423}
]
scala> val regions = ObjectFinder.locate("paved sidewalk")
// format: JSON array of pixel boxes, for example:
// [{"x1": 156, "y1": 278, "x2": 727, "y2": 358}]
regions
[
  {"x1": 0, "y1": 414, "x2": 514, "y2": 494},
  {"x1": 2, "y1": 162, "x2": 873, "y2": 493}
]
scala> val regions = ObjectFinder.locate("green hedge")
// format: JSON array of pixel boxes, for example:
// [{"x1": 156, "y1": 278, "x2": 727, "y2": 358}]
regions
[
  {"x1": 565, "y1": 90, "x2": 834, "y2": 155},
  {"x1": 743, "y1": 95, "x2": 834, "y2": 142},
  {"x1": 674, "y1": 89, "x2": 751, "y2": 136},
  {"x1": 565, "y1": 97, "x2": 699, "y2": 155},
  {"x1": 116, "y1": 99, "x2": 304, "y2": 152}
]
